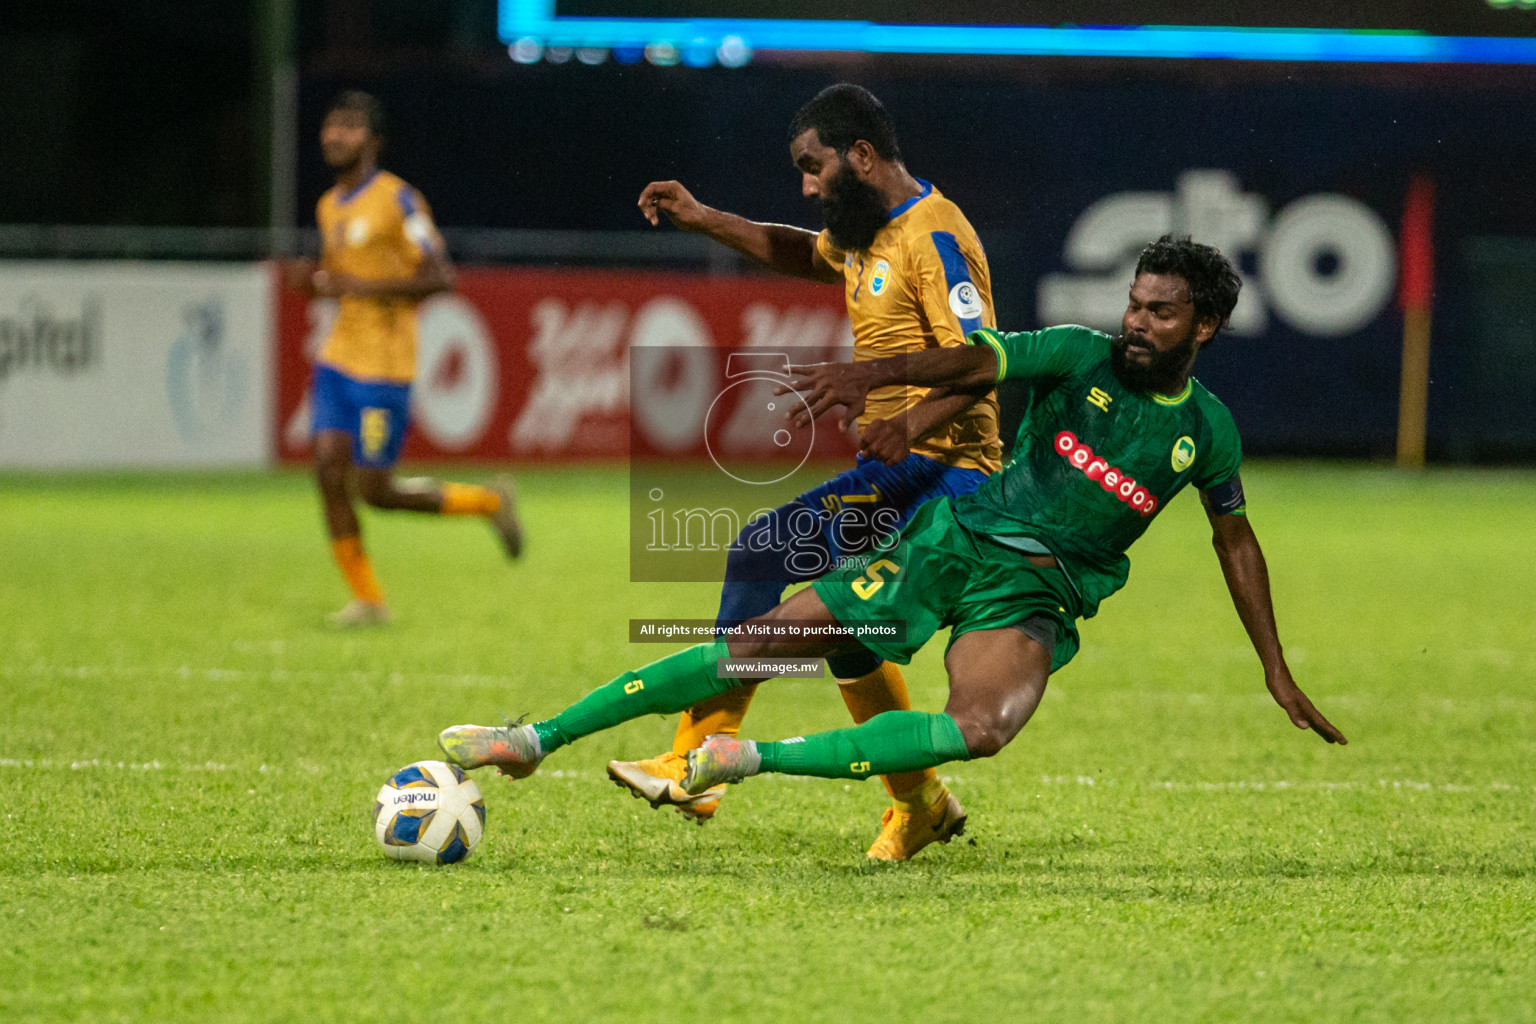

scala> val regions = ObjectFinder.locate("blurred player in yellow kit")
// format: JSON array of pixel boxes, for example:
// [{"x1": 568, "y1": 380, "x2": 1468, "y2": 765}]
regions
[
  {"x1": 618, "y1": 84, "x2": 1002, "y2": 859},
  {"x1": 289, "y1": 91, "x2": 523, "y2": 627}
]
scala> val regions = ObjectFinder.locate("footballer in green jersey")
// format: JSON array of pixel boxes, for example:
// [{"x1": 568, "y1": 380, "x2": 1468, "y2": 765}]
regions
[{"x1": 438, "y1": 237, "x2": 1345, "y2": 847}]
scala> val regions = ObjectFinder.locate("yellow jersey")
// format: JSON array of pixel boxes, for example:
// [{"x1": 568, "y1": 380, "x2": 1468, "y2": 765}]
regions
[
  {"x1": 815, "y1": 180, "x2": 1002, "y2": 473},
  {"x1": 315, "y1": 169, "x2": 443, "y2": 384}
]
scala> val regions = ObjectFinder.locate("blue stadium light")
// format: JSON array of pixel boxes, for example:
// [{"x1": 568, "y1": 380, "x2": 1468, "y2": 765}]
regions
[{"x1": 499, "y1": 0, "x2": 1536, "y2": 65}]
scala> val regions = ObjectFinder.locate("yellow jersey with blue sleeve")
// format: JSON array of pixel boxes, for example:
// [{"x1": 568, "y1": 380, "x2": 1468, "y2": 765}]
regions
[
  {"x1": 315, "y1": 169, "x2": 443, "y2": 385},
  {"x1": 815, "y1": 180, "x2": 1002, "y2": 474}
]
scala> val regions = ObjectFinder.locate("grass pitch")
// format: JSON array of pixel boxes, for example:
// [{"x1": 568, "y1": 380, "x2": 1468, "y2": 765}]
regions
[{"x1": 1, "y1": 463, "x2": 1532, "y2": 1024}]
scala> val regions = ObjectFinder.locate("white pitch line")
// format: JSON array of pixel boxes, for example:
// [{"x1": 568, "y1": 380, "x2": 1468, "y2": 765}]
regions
[{"x1": 0, "y1": 758, "x2": 321, "y2": 774}]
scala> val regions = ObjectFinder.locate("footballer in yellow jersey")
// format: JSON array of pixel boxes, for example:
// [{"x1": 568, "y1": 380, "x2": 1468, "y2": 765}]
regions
[
  {"x1": 614, "y1": 85, "x2": 1000, "y2": 859},
  {"x1": 291, "y1": 91, "x2": 523, "y2": 628},
  {"x1": 813, "y1": 181, "x2": 1001, "y2": 473}
]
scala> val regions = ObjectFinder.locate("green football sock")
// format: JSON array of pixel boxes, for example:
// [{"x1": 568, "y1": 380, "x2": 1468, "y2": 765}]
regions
[
  {"x1": 532, "y1": 642, "x2": 738, "y2": 754},
  {"x1": 756, "y1": 710, "x2": 971, "y2": 781}
]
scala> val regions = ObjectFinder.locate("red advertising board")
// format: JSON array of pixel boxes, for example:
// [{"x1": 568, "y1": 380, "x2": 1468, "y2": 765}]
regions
[{"x1": 275, "y1": 267, "x2": 857, "y2": 464}]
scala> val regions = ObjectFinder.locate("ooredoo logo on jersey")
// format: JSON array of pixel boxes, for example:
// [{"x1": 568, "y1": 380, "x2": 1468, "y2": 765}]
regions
[{"x1": 1055, "y1": 430, "x2": 1160, "y2": 517}]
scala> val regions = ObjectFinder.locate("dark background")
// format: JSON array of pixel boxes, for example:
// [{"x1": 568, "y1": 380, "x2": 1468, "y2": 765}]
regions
[{"x1": 2, "y1": 0, "x2": 1534, "y2": 459}]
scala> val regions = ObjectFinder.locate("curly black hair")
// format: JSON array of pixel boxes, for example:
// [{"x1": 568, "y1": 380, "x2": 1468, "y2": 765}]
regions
[
  {"x1": 787, "y1": 84, "x2": 902, "y2": 162},
  {"x1": 1134, "y1": 235, "x2": 1242, "y2": 344},
  {"x1": 327, "y1": 90, "x2": 385, "y2": 139}
]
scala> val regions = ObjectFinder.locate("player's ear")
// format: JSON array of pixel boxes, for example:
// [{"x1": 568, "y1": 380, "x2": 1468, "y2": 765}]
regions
[
  {"x1": 1194, "y1": 315, "x2": 1220, "y2": 348},
  {"x1": 845, "y1": 139, "x2": 878, "y2": 177}
]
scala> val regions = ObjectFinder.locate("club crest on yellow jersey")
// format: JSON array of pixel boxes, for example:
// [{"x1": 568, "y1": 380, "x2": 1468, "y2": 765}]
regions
[{"x1": 870, "y1": 259, "x2": 891, "y2": 295}]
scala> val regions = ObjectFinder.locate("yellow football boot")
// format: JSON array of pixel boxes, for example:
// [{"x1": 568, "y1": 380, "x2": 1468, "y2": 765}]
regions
[
  {"x1": 866, "y1": 788, "x2": 967, "y2": 862},
  {"x1": 607, "y1": 751, "x2": 726, "y2": 824}
]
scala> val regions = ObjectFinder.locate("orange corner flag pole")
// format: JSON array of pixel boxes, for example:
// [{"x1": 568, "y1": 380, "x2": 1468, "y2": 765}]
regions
[{"x1": 1397, "y1": 175, "x2": 1435, "y2": 470}]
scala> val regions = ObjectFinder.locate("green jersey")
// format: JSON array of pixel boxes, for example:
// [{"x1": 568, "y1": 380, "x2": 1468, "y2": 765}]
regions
[{"x1": 951, "y1": 325, "x2": 1245, "y2": 617}]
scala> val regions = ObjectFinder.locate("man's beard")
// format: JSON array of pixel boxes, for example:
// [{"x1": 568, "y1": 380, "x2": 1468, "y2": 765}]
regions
[
  {"x1": 821, "y1": 163, "x2": 890, "y2": 251},
  {"x1": 323, "y1": 145, "x2": 364, "y2": 174},
  {"x1": 1110, "y1": 328, "x2": 1199, "y2": 394}
]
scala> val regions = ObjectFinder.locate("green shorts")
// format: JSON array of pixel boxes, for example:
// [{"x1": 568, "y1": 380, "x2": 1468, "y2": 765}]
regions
[{"x1": 812, "y1": 497, "x2": 1081, "y2": 673}]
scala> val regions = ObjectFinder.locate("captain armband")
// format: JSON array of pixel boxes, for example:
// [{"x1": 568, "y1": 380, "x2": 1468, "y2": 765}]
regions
[{"x1": 1201, "y1": 475, "x2": 1247, "y2": 516}]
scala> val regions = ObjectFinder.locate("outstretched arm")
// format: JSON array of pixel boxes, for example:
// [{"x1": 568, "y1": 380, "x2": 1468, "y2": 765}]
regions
[
  {"x1": 638, "y1": 180, "x2": 840, "y2": 283},
  {"x1": 1207, "y1": 506, "x2": 1347, "y2": 744},
  {"x1": 288, "y1": 248, "x2": 455, "y2": 301},
  {"x1": 778, "y1": 345, "x2": 999, "y2": 429},
  {"x1": 858, "y1": 384, "x2": 994, "y2": 464}
]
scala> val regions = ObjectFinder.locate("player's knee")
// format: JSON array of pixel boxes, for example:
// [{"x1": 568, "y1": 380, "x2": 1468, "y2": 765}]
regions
[
  {"x1": 726, "y1": 616, "x2": 808, "y2": 660},
  {"x1": 726, "y1": 628, "x2": 772, "y2": 660},
  {"x1": 722, "y1": 538, "x2": 761, "y2": 582},
  {"x1": 951, "y1": 711, "x2": 1016, "y2": 759},
  {"x1": 724, "y1": 513, "x2": 785, "y2": 582},
  {"x1": 827, "y1": 646, "x2": 883, "y2": 680},
  {"x1": 355, "y1": 474, "x2": 396, "y2": 509},
  {"x1": 315, "y1": 456, "x2": 349, "y2": 497}
]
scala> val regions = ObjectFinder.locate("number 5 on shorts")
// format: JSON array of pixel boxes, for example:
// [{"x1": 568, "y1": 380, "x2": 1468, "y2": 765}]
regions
[{"x1": 851, "y1": 558, "x2": 900, "y2": 600}]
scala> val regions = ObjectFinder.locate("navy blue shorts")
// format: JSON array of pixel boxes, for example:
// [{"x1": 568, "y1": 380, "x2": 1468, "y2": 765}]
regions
[
  {"x1": 311, "y1": 363, "x2": 412, "y2": 468},
  {"x1": 796, "y1": 452, "x2": 989, "y2": 564}
]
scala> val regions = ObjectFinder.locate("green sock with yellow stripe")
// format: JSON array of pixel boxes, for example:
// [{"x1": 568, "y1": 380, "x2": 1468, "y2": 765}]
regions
[{"x1": 532, "y1": 642, "x2": 737, "y2": 754}]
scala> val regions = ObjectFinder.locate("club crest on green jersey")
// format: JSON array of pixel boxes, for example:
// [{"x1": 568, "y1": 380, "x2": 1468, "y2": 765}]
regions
[
  {"x1": 1171, "y1": 436, "x2": 1197, "y2": 472},
  {"x1": 870, "y1": 259, "x2": 890, "y2": 295}
]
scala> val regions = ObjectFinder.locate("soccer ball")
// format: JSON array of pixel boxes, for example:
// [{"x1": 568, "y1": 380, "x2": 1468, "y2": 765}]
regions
[{"x1": 373, "y1": 760, "x2": 486, "y2": 864}]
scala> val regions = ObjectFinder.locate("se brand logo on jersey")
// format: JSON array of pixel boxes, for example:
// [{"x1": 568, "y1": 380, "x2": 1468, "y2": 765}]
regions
[
  {"x1": 870, "y1": 259, "x2": 890, "y2": 295},
  {"x1": 948, "y1": 281, "x2": 983, "y2": 319},
  {"x1": 1055, "y1": 430, "x2": 1160, "y2": 517},
  {"x1": 1171, "y1": 436, "x2": 1196, "y2": 472},
  {"x1": 346, "y1": 219, "x2": 370, "y2": 246}
]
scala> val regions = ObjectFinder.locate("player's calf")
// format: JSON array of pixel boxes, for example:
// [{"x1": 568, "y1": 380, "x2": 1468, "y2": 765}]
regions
[{"x1": 355, "y1": 470, "x2": 440, "y2": 513}]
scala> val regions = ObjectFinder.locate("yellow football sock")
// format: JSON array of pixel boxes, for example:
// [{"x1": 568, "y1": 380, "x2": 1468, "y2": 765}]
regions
[
  {"x1": 331, "y1": 536, "x2": 385, "y2": 605},
  {"x1": 440, "y1": 482, "x2": 501, "y2": 516},
  {"x1": 836, "y1": 662, "x2": 941, "y2": 803},
  {"x1": 670, "y1": 683, "x2": 758, "y2": 755},
  {"x1": 890, "y1": 774, "x2": 948, "y2": 813}
]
